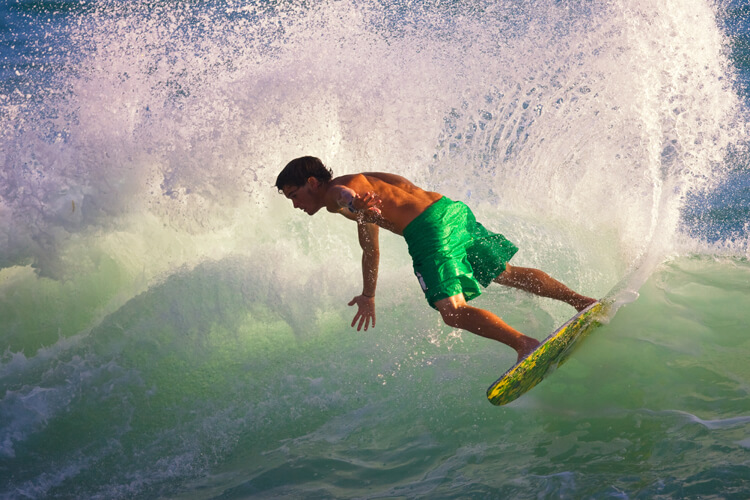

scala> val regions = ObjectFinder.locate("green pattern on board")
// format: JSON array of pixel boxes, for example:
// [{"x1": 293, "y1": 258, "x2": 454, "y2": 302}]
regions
[{"x1": 487, "y1": 301, "x2": 607, "y2": 406}]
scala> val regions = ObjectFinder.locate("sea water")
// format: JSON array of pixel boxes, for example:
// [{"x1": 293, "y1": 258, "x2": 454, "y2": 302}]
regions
[{"x1": 1, "y1": 0, "x2": 749, "y2": 498}]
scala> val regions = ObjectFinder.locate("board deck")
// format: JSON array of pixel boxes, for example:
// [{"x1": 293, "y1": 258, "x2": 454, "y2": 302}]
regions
[{"x1": 486, "y1": 301, "x2": 607, "y2": 406}]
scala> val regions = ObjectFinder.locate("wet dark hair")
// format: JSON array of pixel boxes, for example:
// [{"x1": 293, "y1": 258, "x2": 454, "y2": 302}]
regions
[{"x1": 275, "y1": 156, "x2": 333, "y2": 191}]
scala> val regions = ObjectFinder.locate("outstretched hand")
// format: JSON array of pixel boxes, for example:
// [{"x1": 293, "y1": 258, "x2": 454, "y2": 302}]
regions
[
  {"x1": 358, "y1": 191, "x2": 382, "y2": 216},
  {"x1": 348, "y1": 295, "x2": 376, "y2": 331}
]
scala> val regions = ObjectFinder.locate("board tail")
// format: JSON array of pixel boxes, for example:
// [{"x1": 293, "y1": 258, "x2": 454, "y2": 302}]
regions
[{"x1": 486, "y1": 301, "x2": 609, "y2": 406}]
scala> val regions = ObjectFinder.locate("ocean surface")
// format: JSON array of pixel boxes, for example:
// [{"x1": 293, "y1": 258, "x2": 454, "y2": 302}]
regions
[{"x1": 1, "y1": 0, "x2": 749, "y2": 498}]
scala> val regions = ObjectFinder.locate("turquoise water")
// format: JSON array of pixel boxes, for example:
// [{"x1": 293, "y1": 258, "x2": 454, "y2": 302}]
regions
[{"x1": 2, "y1": 0, "x2": 750, "y2": 498}]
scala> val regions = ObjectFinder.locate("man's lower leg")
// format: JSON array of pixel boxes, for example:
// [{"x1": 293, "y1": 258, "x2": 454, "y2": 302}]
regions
[
  {"x1": 495, "y1": 265, "x2": 597, "y2": 311},
  {"x1": 438, "y1": 301, "x2": 540, "y2": 362}
]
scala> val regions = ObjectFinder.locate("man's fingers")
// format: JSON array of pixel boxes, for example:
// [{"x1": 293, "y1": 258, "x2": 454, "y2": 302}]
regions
[
  {"x1": 351, "y1": 312, "x2": 360, "y2": 328},
  {"x1": 353, "y1": 313, "x2": 371, "y2": 331},
  {"x1": 348, "y1": 296, "x2": 375, "y2": 331}
]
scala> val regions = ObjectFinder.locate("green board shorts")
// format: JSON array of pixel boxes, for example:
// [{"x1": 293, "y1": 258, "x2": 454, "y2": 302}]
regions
[{"x1": 403, "y1": 197, "x2": 518, "y2": 309}]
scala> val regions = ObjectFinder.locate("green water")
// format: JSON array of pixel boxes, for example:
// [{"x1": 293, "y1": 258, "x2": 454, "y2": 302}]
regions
[{"x1": 2, "y1": 255, "x2": 749, "y2": 498}]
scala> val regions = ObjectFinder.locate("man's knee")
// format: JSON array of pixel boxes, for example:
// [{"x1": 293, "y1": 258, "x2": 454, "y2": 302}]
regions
[
  {"x1": 494, "y1": 263, "x2": 519, "y2": 286},
  {"x1": 439, "y1": 308, "x2": 462, "y2": 328},
  {"x1": 437, "y1": 301, "x2": 469, "y2": 329},
  {"x1": 435, "y1": 295, "x2": 469, "y2": 328}
]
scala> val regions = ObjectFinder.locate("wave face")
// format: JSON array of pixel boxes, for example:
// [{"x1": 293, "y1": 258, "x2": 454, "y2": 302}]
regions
[{"x1": 1, "y1": 0, "x2": 749, "y2": 498}]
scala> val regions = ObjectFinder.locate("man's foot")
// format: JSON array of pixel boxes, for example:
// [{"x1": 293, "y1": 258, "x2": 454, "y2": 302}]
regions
[
  {"x1": 515, "y1": 336, "x2": 541, "y2": 363},
  {"x1": 571, "y1": 296, "x2": 598, "y2": 312}
]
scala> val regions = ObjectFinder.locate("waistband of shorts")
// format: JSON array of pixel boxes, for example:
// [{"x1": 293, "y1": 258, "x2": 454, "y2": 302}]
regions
[{"x1": 402, "y1": 196, "x2": 453, "y2": 240}]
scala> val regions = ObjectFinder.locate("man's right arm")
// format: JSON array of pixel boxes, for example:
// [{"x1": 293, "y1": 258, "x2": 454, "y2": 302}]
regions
[
  {"x1": 358, "y1": 221, "x2": 379, "y2": 298},
  {"x1": 348, "y1": 221, "x2": 379, "y2": 331}
]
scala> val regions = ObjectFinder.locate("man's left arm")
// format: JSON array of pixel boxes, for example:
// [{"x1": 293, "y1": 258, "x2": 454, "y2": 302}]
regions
[
  {"x1": 348, "y1": 221, "x2": 379, "y2": 331},
  {"x1": 332, "y1": 186, "x2": 382, "y2": 216}
]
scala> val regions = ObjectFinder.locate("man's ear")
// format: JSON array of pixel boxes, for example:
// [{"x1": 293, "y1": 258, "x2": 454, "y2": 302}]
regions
[{"x1": 307, "y1": 176, "x2": 320, "y2": 188}]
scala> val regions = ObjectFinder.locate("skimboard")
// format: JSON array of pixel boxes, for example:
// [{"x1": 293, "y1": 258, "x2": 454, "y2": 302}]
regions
[{"x1": 487, "y1": 301, "x2": 607, "y2": 406}]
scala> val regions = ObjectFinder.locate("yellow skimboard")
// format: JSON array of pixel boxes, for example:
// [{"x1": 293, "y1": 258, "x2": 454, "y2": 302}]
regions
[{"x1": 487, "y1": 301, "x2": 607, "y2": 406}]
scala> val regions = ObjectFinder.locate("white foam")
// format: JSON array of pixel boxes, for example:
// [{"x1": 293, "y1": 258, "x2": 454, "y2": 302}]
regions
[{"x1": 0, "y1": 0, "x2": 745, "y2": 284}]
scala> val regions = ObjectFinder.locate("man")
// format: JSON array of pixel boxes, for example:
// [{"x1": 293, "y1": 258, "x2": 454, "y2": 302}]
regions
[{"x1": 276, "y1": 156, "x2": 597, "y2": 362}]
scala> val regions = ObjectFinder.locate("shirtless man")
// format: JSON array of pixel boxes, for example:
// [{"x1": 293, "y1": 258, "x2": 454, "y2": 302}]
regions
[{"x1": 276, "y1": 156, "x2": 597, "y2": 362}]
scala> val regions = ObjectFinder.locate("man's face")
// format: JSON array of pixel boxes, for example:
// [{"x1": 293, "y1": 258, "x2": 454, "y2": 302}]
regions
[{"x1": 282, "y1": 180, "x2": 322, "y2": 215}]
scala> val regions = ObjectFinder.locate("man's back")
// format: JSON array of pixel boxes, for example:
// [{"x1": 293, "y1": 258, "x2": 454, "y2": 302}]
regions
[{"x1": 328, "y1": 172, "x2": 442, "y2": 234}]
